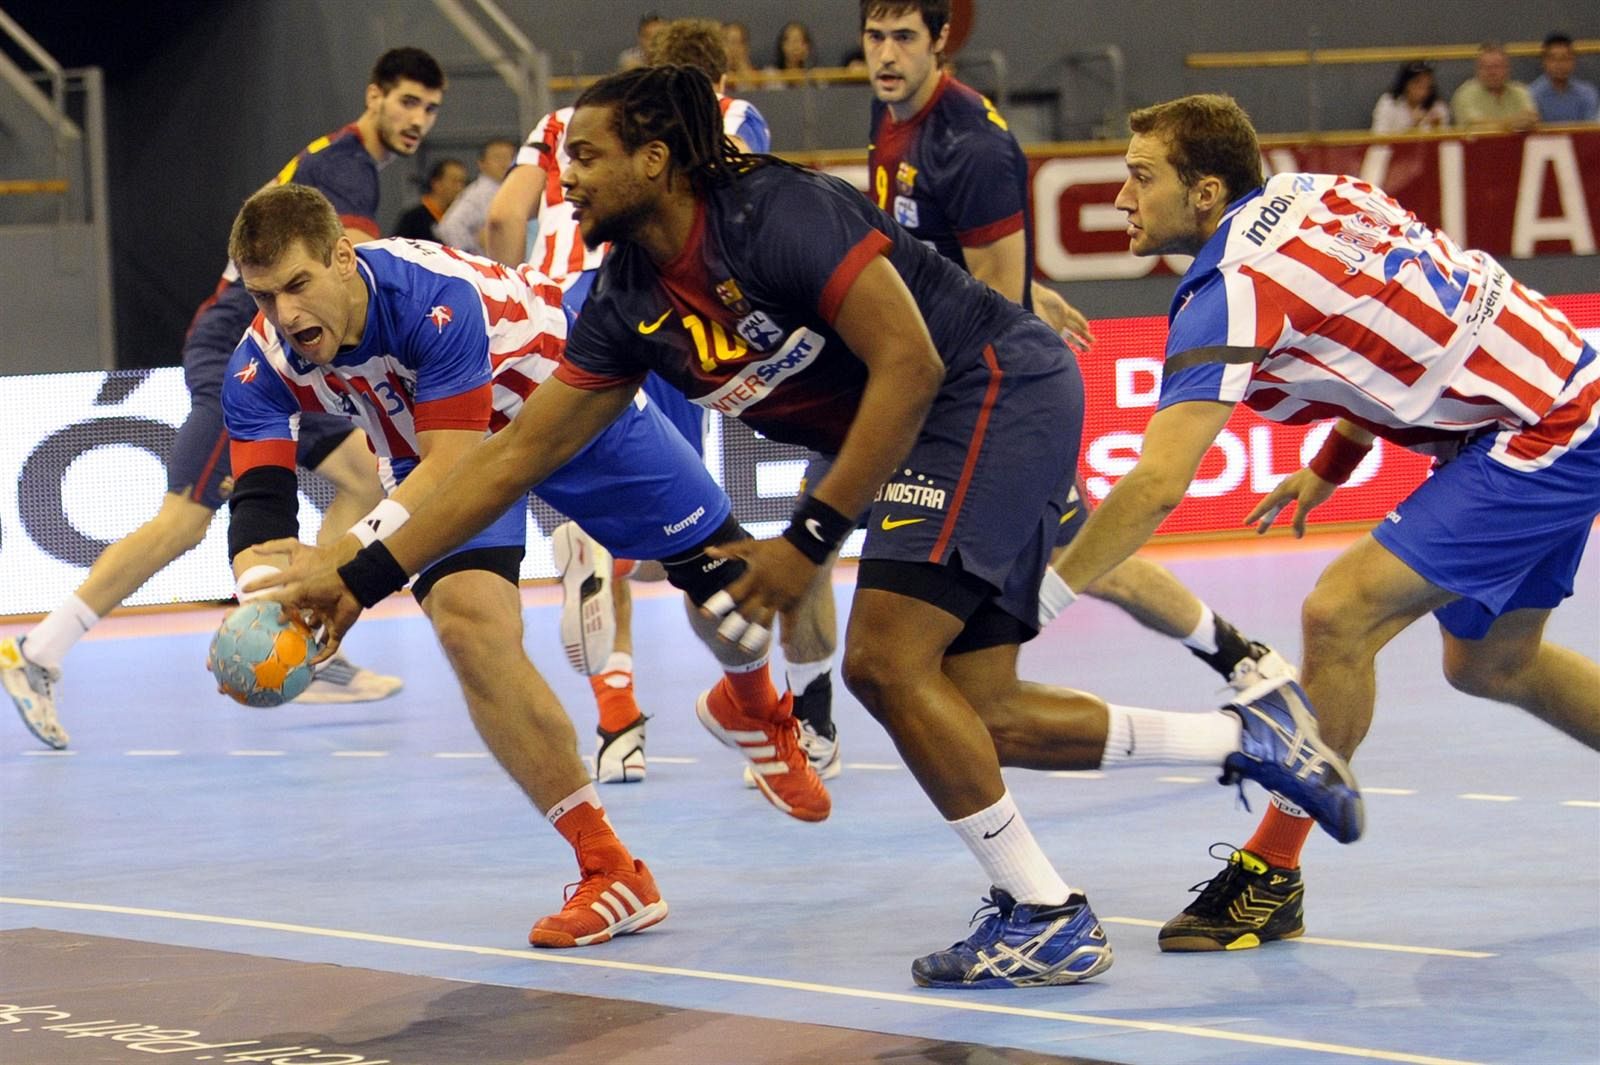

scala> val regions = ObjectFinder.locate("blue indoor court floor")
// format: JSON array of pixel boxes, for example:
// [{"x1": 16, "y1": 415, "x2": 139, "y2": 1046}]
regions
[{"x1": 2, "y1": 531, "x2": 1597, "y2": 1065}]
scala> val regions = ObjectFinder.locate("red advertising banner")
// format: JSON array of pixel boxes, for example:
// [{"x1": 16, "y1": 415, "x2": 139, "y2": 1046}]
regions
[
  {"x1": 1033, "y1": 129, "x2": 1600, "y2": 281},
  {"x1": 1084, "y1": 292, "x2": 1600, "y2": 540}
]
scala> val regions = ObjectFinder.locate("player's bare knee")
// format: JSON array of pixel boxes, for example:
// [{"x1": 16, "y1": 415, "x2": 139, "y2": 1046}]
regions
[
  {"x1": 1441, "y1": 641, "x2": 1524, "y2": 700},
  {"x1": 840, "y1": 643, "x2": 910, "y2": 724},
  {"x1": 1300, "y1": 584, "x2": 1366, "y2": 652}
]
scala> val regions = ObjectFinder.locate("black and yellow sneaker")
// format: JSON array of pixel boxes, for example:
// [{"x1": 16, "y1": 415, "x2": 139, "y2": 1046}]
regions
[{"x1": 1158, "y1": 844, "x2": 1304, "y2": 953}]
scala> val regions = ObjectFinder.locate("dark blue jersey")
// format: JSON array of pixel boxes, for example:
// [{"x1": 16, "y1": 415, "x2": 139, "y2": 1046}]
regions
[
  {"x1": 556, "y1": 163, "x2": 1027, "y2": 455},
  {"x1": 185, "y1": 124, "x2": 382, "y2": 365},
  {"x1": 868, "y1": 73, "x2": 1032, "y2": 307}
]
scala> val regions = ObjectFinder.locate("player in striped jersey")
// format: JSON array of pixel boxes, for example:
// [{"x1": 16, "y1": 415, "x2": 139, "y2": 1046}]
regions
[
  {"x1": 482, "y1": 20, "x2": 843, "y2": 789},
  {"x1": 1048, "y1": 94, "x2": 1600, "y2": 951},
  {"x1": 0, "y1": 49, "x2": 442, "y2": 750},
  {"x1": 222, "y1": 184, "x2": 832, "y2": 946}
]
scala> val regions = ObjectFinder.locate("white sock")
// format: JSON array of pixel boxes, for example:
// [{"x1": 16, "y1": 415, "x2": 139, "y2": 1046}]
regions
[
  {"x1": 1180, "y1": 603, "x2": 1219, "y2": 654},
  {"x1": 545, "y1": 781, "x2": 604, "y2": 825},
  {"x1": 949, "y1": 791, "x2": 1075, "y2": 905},
  {"x1": 24, "y1": 594, "x2": 100, "y2": 670},
  {"x1": 601, "y1": 652, "x2": 633, "y2": 677},
  {"x1": 1099, "y1": 704, "x2": 1242, "y2": 767},
  {"x1": 784, "y1": 655, "x2": 832, "y2": 694}
]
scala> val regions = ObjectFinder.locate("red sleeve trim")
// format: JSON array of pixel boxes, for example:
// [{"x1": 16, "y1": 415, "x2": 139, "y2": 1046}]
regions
[
  {"x1": 553, "y1": 360, "x2": 647, "y2": 392},
  {"x1": 231, "y1": 438, "x2": 297, "y2": 476},
  {"x1": 819, "y1": 229, "x2": 893, "y2": 323},
  {"x1": 957, "y1": 211, "x2": 1024, "y2": 248},
  {"x1": 414, "y1": 384, "x2": 493, "y2": 433},
  {"x1": 341, "y1": 214, "x2": 381, "y2": 239}
]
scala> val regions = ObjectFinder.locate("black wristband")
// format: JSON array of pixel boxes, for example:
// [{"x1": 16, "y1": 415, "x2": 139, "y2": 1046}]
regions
[
  {"x1": 781, "y1": 496, "x2": 854, "y2": 565},
  {"x1": 337, "y1": 541, "x2": 410, "y2": 608}
]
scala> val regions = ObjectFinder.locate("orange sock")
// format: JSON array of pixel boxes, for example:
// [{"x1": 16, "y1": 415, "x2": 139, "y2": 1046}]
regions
[
  {"x1": 590, "y1": 666, "x2": 641, "y2": 733},
  {"x1": 1243, "y1": 803, "x2": 1316, "y2": 869},
  {"x1": 549, "y1": 786, "x2": 633, "y2": 873},
  {"x1": 723, "y1": 661, "x2": 785, "y2": 722}
]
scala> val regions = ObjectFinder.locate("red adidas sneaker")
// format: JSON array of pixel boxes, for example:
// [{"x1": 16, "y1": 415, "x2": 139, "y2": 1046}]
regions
[
  {"x1": 528, "y1": 858, "x2": 668, "y2": 948},
  {"x1": 696, "y1": 679, "x2": 831, "y2": 822}
]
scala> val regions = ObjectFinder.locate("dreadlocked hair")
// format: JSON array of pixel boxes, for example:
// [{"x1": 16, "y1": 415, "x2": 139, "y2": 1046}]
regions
[{"x1": 575, "y1": 65, "x2": 774, "y2": 193}]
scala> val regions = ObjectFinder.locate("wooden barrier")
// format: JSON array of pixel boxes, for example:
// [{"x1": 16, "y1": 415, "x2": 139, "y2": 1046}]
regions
[
  {"x1": 0, "y1": 179, "x2": 68, "y2": 196},
  {"x1": 1188, "y1": 39, "x2": 1600, "y2": 70}
]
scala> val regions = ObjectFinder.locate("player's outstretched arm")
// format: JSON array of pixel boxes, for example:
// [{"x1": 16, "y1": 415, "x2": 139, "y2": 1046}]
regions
[
  {"x1": 1053, "y1": 399, "x2": 1233, "y2": 597},
  {"x1": 252, "y1": 379, "x2": 634, "y2": 636}
]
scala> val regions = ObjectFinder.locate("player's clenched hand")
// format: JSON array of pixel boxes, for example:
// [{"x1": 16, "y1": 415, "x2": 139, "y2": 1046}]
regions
[
  {"x1": 1247, "y1": 468, "x2": 1338, "y2": 538},
  {"x1": 245, "y1": 538, "x2": 364, "y2": 663},
  {"x1": 702, "y1": 537, "x2": 817, "y2": 652}
]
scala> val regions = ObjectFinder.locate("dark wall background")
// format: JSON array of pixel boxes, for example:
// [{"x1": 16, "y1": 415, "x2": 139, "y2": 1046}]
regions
[{"x1": 5, "y1": 0, "x2": 1596, "y2": 367}]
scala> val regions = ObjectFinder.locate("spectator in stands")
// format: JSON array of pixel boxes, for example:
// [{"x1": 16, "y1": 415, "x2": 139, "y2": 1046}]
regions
[
  {"x1": 768, "y1": 20, "x2": 815, "y2": 76},
  {"x1": 1530, "y1": 33, "x2": 1599, "y2": 123},
  {"x1": 435, "y1": 136, "x2": 518, "y2": 255},
  {"x1": 722, "y1": 20, "x2": 760, "y2": 85},
  {"x1": 618, "y1": 12, "x2": 666, "y2": 71},
  {"x1": 1371, "y1": 60, "x2": 1451, "y2": 133},
  {"x1": 1450, "y1": 42, "x2": 1538, "y2": 131},
  {"x1": 393, "y1": 156, "x2": 466, "y2": 240}
]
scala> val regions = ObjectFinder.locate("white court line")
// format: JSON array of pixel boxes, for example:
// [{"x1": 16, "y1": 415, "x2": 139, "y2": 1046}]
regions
[
  {"x1": 1103, "y1": 917, "x2": 1495, "y2": 958},
  {"x1": 330, "y1": 751, "x2": 389, "y2": 758},
  {"x1": 1049, "y1": 770, "x2": 1106, "y2": 780},
  {"x1": 1563, "y1": 799, "x2": 1600, "y2": 809},
  {"x1": 844, "y1": 762, "x2": 902, "y2": 771},
  {"x1": 646, "y1": 756, "x2": 700, "y2": 765},
  {"x1": 20, "y1": 750, "x2": 75, "y2": 757},
  {"x1": 0, "y1": 896, "x2": 1484, "y2": 1065},
  {"x1": 1157, "y1": 775, "x2": 1208, "y2": 784},
  {"x1": 1458, "y1": 793, "x2": 1518, "y2": 802},
  {"x1": 125, "y1": 750, "x2": 181, "y2": 757},
  {"x1": 228, "y1": 750, "x2": 285, "y2": 757},
  {"x1": 1364, "y1": 787, "x2": 1417, "y2": 796}
]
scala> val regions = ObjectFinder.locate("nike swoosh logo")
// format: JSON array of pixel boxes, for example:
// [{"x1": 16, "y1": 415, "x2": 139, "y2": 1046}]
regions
[
  {"x1": 1059, "y1": 507, "x2": 1080, "y2": 525},
  {"x1": 880, "y1": 516, "x2": 925, "y2": 531},
  {"x1": 982, "y1": 814, "x2": 1016, "y2": 839},
  {"x1": 637, "y1": 309, "x2": 672, "y2": 334}
]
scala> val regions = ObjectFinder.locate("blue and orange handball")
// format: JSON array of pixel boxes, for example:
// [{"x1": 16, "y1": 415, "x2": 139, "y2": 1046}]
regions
[{"x1": 207, "y1": 601, "x2": 322, "y2": 707}]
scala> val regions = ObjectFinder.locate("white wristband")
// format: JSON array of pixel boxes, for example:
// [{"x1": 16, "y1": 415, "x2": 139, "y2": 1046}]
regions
[
  {"x1": 350, "y1": 498, "x2": 410, "y2": 547},
  {"x1": 235, "y1": 564, "x2": 283, "y2": 603},
  {"x1": 1037, "y1": 567, "x2": 1079, "y2": 627}
]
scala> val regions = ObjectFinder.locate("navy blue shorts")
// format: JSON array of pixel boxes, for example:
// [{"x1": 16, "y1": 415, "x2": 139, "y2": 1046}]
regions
[
  {"x1": 1373, "y1": 356, "x2": 1600, "y2": 640},
  {"x1": 858, "y1": 315, "x2": 1083, "y2": 631},
  {"x1": 173, "y1": 289, "x2": 352, "y2": 508}
]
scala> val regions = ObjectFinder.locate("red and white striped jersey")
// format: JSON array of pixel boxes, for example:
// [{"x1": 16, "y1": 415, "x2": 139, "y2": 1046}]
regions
[
  {"x1": 1159, "y1": 172, "x2": 1596, "y2": 471},
  {"x1": 515, "y1": 97, "x2": 773, "y2": 286},
  {"x1": 224, "y1": 240, "x2": 568, "y2": 488}
]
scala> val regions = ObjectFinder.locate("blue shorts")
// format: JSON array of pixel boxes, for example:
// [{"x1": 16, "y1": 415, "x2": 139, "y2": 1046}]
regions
[
  {"x1": 566, "y1": 267, "x2": 705, "y2": 455},
  {"x1": 859, "y1": 315, "x2": 1083, "y2": 630},
  {"x1": 418, "y1": 397, "x2": 733, "y2": 565},
  {"x1": 1372, "y1": 379, "x2": 1600, "y2": 640}
]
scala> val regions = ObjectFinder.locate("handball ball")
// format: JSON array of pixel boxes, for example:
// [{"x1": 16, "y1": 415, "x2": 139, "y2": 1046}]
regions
[{"x1": 208, "y1": 601, "x2": 322, "y2": 707}]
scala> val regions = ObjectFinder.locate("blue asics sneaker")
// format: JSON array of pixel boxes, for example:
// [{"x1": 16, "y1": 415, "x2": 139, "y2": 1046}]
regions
[
  {"x1": 911, "y1": 889, "x2": 1114, "y2": 989},
  {"x1": 1221, "y1": 676, "x2": 1364, "y2": 844}
]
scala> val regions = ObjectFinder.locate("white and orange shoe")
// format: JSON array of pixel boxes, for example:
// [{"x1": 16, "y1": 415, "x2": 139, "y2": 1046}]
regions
[
  {"x1": 528, "y1": 858, "x2": 668, "y2": 948},
  {"x1": 696, "y1": 679, "x2": 831, "y2": 822}
]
